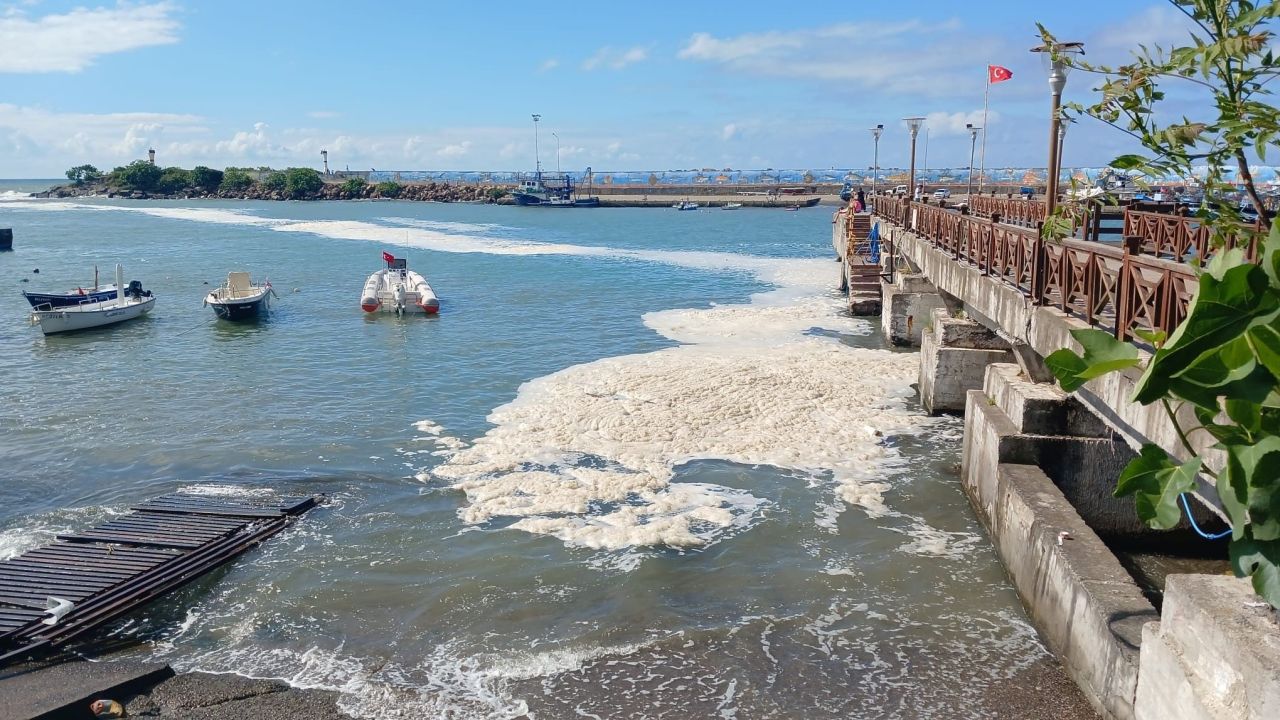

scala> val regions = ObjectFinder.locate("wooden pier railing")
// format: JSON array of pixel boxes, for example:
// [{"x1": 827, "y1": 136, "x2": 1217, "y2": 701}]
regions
[
  {"x1": 1123, "y1": 208, "x2": 1260, "y2": 263},
  {"x1": 872, "y1": 196, "x2": 1205, "y2": 341},
  {"x1": 968, "y1": 195, "x2": 1049, "y2": 228}
]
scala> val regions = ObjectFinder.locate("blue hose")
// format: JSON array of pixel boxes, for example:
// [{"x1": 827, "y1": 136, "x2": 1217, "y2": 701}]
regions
[{"x1": 1179, "y1": 493, "x2": 1231, "y2": 540}]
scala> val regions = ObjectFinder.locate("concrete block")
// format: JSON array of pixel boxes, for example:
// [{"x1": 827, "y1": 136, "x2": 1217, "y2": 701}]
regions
[
  {"x1": 880, "y1": 274, "x2": 947, "y2": 347},
  {"x1": 984, "y1": 363, "x2": 1111, "y2": 437},
  {"x1": 992, "y1": 463, "x2": 1157, "y2": 720},
  {"x1": 1150, "y1": 574, "x2": 1280, "y2": 720},
  {"x1": 931, "y1": 308, "x2": 1010, "y2": 350},
  {"x1": 1134, "y1": 623, "x2": 1218, "y2": 720},
  {"x1": 0, "y1": 660, "x2": 174, "y2": 720},
  {"x1": 920, "y1": 323, "x2": 1013, "y2": 413}
]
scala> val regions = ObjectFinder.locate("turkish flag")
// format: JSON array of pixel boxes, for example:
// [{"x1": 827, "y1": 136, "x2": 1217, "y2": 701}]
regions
[
  {"x1": 382, "y1": 251, "x2": 396, "y2": 263},
  {"x1": 989, "y1": 65, "x2": 1013, "y2": 83}
]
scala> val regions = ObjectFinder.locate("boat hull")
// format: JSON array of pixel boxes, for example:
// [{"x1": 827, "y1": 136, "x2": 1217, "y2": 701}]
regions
[
  {"x1": 32, "y1": 296, "x2": 155, "y2": 335},
  {"x1": 209, "y1": 293, "x2": 270, "y2": 321},
  {"x1": 361, "y1": 268, "x2": 439, "y2": 314},
  {"x1": 23, "y1": 288, "x2": 117, "y2": 308}
]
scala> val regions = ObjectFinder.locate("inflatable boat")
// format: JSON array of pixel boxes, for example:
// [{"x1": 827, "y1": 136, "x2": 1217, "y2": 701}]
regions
[{"x1": 360, "y1": 252, "x2": 439, "y2": 315}]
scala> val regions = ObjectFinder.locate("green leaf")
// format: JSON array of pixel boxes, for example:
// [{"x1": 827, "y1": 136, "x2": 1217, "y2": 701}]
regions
[
  {"x1": 1133, "y1": 328, "x2": 1168, "y2": 347},
  {"x1": 1135, "y1": 264, "x2": 1280, "y2": 404},
  {"x1": 1047, "y1": 329, "x2": 1140, "y2": 392},
  {"x1": 1115, "y1": 445, "x2": 1202, "y2": 529},
  {"x1": 1227, "y1": 436, "x2": 1280, "y2": 541},
  {"x1": 1247, "y1": 320, "x2": 1280, "y2": 380},
  {"x1": 1110, "y1": 154, "x2": 1147, "y2": 170},
  {"x1": 1230, "y1": 537, "x2": 1280, "y2": 610},
  {"x1": 1045, "y1": 349, "x2": 1089, "y2": 392},
  {"x1": 1167, "y1": 336, "x2": 1276, "y2": 409}
]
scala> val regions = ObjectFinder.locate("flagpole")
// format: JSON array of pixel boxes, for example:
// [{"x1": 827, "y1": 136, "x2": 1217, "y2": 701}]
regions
[{"x1": 979, "y1": 67, "x2": 990, "y2": 196}]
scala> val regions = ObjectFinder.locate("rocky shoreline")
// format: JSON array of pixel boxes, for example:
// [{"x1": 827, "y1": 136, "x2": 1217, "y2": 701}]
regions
[{"x1": 33, "y1": 180, "x2": 498, "y2": 203}]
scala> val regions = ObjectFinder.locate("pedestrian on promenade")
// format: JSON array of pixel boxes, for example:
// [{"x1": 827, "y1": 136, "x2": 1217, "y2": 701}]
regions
[{"x1": 856, "y1": 188, "x2": 866, "y2": 207}]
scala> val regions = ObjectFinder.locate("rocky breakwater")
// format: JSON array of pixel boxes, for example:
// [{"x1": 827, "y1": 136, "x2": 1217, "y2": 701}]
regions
[{"x1": 33, "y1": 180, "x2": 499, "y2": 203}]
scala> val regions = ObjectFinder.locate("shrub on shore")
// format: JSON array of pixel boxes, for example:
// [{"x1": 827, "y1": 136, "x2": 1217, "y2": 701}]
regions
[
  {"x1": 284, "y1": 167, "x2": 323, "y2": 199},
  {"x1": 65, "y1": 164, "x2": 102, "y2": 186},
  {"x1": 156, "y1": 167, "x2": 193, "y2": 194},
  {"x1": 108, "y1": 160, "x2": 163, "y2": 191},
  {"x1": 374, "y1": 180, "x2": 402, "y2": 198},
  {"x1": 341, "y1": 177, "x2": 367, "y2": 195},
  {"x1": 220, "y1": 168, "x2": 255, "y2": 192}
]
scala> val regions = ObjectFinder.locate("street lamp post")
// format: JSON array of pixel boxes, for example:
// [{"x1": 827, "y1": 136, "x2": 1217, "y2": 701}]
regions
[
  {"x1": 1032, "y1": 41, "x2": 1084, "y2": 216},
  {"x1": 531, "y1": 114, "x2": 542, "y2": 177},
  {"x1": 870, "y1": 124, "x2": 883, "y2": 196},
  {"x1": 1057, "y1": 119, "x2": 1071, "y2": 191},
  {"x1": 552, "y1": 132, "x2": 561, "y2": 174},
  {"x1": 904, "y1": 117, "x2": 925, "y2": 201},
  {"x1": 965, "y1": 124, "x2": 981, "y2": 201}
]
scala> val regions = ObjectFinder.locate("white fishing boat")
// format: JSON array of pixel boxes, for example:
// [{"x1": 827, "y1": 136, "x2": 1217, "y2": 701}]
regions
[
  {"x1": 673, "y1": 200, "x2": 699, "y2": 211},
  {"x1": 722, "y1": 202, "x2": 743, "y2": 210},
  {"x1": 360, "y1": 252, "x2": 440, "y2": 315},
  {"x1": 205, "y1": 271, "x2": 276, "y2": 321},
  {"x1": 30, "y1": 264, "x2": 154, "y2": 335}
]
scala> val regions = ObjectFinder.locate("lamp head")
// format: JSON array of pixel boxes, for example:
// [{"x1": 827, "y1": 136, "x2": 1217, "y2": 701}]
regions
[
  {"x1": 903, "y1": 116, "x2": 925, "y2": 138},
  {"x1": 1032, "y1": 41, "x2": 1084, "y2": 95},
  {"x1": 870, "y1": 124, "x2": 884, "y2": 140}
]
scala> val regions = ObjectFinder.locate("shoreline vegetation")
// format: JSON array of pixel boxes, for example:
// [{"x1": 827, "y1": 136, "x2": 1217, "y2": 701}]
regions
[{"x1": 40, "y1": 161, "x2": 504, "y2": 203}]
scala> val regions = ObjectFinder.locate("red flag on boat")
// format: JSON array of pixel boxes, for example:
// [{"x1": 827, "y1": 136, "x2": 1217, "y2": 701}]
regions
[
  {"x1": 988, "y1": 65, "x2": 1013, "y2": 83},
  {"x1": 382, "y1": 251, "x2": 396, "y2": 263}
]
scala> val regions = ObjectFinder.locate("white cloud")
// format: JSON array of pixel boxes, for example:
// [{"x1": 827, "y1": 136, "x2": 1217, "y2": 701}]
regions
[
  {"x1": 0, "y1": 2, "x2": 180, "y2": 73},
  {"x1": 539, "y1": 58, "x2": 560, "y2": 72},
  {"x1": 677, "y1": 19, "x2": 1006, "y2": 97},
  {"x1": 1094, "y1": 5, "x2": 1196, "y2": 59},
  {"x1": 923, "y1": 110, "x2": 995, "y2": 137},
  {"x1": 722, "y1": 123, "x2": 737, "y2": 141},
  {"x1": 582, "y1": 45, "x2": 649, "y2": 71},
  {"x1": 437, "y1": 140, "x2": 473, "y2": 157}
]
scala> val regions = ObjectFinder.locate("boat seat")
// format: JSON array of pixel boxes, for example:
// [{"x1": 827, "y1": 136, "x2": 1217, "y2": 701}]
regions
[{"x1": 226, "y1": 272, "x2": 253, "y2": 299}]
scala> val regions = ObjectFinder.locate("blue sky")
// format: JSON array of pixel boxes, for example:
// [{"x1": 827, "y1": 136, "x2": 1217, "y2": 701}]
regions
[{"x1": 0, "y1": 0, "x2": 1202, "y2": 176}]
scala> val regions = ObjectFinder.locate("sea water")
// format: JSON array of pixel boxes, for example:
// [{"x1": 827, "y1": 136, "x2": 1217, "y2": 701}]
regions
[{"x1": 0, "y1": 190, "x2": 1048, "y2": 718}]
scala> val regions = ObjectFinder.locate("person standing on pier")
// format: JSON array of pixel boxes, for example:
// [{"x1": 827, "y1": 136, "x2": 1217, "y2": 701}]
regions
[{"x1": 856, "y1": 187, "x2": 866, "y2": 208}]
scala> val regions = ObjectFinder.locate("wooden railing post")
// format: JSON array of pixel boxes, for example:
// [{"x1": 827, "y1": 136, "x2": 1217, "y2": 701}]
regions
[
  {"x1": 1031, "y1": 223, "x2": 1047, "y2": 303},
  {"x1": 1115, "y1": 236, "x2": 1143, "y2": 339}
]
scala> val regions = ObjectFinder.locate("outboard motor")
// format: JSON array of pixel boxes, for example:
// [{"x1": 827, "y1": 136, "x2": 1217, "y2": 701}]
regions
[{"x1": 125, "y1": 280, "x2": 150, "y2": 299}]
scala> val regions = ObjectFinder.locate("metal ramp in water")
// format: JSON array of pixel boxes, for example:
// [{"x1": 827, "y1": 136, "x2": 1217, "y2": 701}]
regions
[{"x1": 0, "y1": 492, "x2": 322, "y2": 666}]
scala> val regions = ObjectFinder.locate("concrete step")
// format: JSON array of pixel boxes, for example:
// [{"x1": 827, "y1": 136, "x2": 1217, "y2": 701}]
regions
[{"x1": 1, "y1": 660, "x2": 174, "y2": 720}]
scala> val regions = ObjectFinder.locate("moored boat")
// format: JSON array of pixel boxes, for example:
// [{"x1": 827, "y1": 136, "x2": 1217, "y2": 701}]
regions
[
  {"x1": 722, "y1": 203, "x2": 743, "y2": 210},
  {"x1": 360, "y1": 252, "x2": 439, "y2": 315},
  {"x1": 30, "y1": 265, "x2": 153, "y2": 335},
  {"x1": 205, "y1": 271, "x2": 275, "y2": 321},
  {"x1": 23, "y1": 266, "x2": 117, "y2": 308},
  {"x1": 673, "y1": 200, "x2": 699, "y2": 211}
]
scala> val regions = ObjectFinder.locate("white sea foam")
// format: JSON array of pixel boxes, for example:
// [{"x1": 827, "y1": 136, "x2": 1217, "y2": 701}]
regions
[{"x1": 433, "y1": 270, "x2": 928, "y2": 552}]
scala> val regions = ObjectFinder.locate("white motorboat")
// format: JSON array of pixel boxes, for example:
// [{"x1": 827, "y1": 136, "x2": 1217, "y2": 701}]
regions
[
  {"x1": 673, "y1": 200, "x2": 699, "y2": 211},
  {"x1": 205, "y1": 271, "x2": 276, "y2": 321},
  {"x1": 360, "y1": 252, "x2": 440, "y2": 315},
  {"x1": 722, "y1": 202, "x2": 743, "y2": 210},
  {"x1": 30, "y1": 264, "x2": 154, "y2": 335}
]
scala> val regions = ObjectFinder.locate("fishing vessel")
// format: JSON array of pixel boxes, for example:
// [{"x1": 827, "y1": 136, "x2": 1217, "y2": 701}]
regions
[
  {"x1": 360, "y1": 252, "x2": 440, "y2": 315},
  {"x1": 205, "y1": 271, "x2": 276, "y2": 321},
  {"x1": 722, "y1": 203, "x2": 743, "y2": 210},
  {"x1": 23, "y1": 266, "x2": 117, "y2": 308},
  {"x1": 512, "y1": 173, "x2": 599, "y2": 207},
  {"x1": 29, "y1": 265, "x2": 154, "y2": 335},
  {"x1": 673, "y1": 200, "x2": 699, "y2": 211}
]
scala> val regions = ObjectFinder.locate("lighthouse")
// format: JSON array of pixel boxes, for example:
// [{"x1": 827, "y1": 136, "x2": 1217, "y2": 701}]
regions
[{"x1": 147, "y1": 148, "x2": 155, "y2": 165}]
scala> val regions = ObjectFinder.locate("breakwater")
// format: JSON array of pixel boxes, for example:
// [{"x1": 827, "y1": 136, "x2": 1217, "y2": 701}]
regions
[{"x1": 33, "y1": 179, "x2": 494, "y2": 203}]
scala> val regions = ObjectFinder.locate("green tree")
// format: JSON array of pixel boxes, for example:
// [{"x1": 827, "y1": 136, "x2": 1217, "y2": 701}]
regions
[
  {"x1": 190, "y1": 166, "x2": 223, "y2": 191},
  {"x1": 155, "y1": 167, "x2": 193, "y2": 194},
  {"x1": 283, "y1": 167, "x2": 323, "y2": 198},
  {"x1": 260, "y1": 171, "x2": 288, "y2": 192},
  {"x1": 220, "y1": 167, "x2": 255, "y2": 192},
  {"x1": 341, "y1": 177, "x2": 367, "y2": 194},
  {"x1": 374, "y1": 180, "x2": 402, "y2": 198},
  {"x1": 1042, "y1": 0, "x2": 1280, "y2": 607},
  {"x1": 108, "y1": 160, "x2": 163, "y2": 191},
  {"x1": 65, "y1": 164, "x2": 102, "y2": 186}
]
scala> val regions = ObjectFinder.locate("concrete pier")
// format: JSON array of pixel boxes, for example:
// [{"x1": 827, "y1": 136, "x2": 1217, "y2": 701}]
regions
[
  {"x1": 879, "y1": 274, "x2": 946, "y2": 346},
  {"x1": 918, "y1": 308, "x2": 1013, "y2": 413},
  {"x1": 842, "y1": 201, "x2": 1272, "y2": 720}
]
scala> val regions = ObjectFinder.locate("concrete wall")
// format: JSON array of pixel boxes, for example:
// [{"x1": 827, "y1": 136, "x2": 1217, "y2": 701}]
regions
[
  {"x1": 1135, "y1": 575, "x2": 1280, "y2": 720},
  {"x1": 880, "y1": 273, "x2": 947, "y2": 346},
  {"x1": 961, "y1": 364, "x2": 1162, "y2": 719},
  {"x1": 919, "y1": 309, "x2": 1013, "y2": 413}
]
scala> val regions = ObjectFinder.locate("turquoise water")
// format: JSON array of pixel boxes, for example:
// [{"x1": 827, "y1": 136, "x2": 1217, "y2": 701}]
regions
[{"x1": 0, "y1": 193, "x2": 1047, "y2": 718}]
